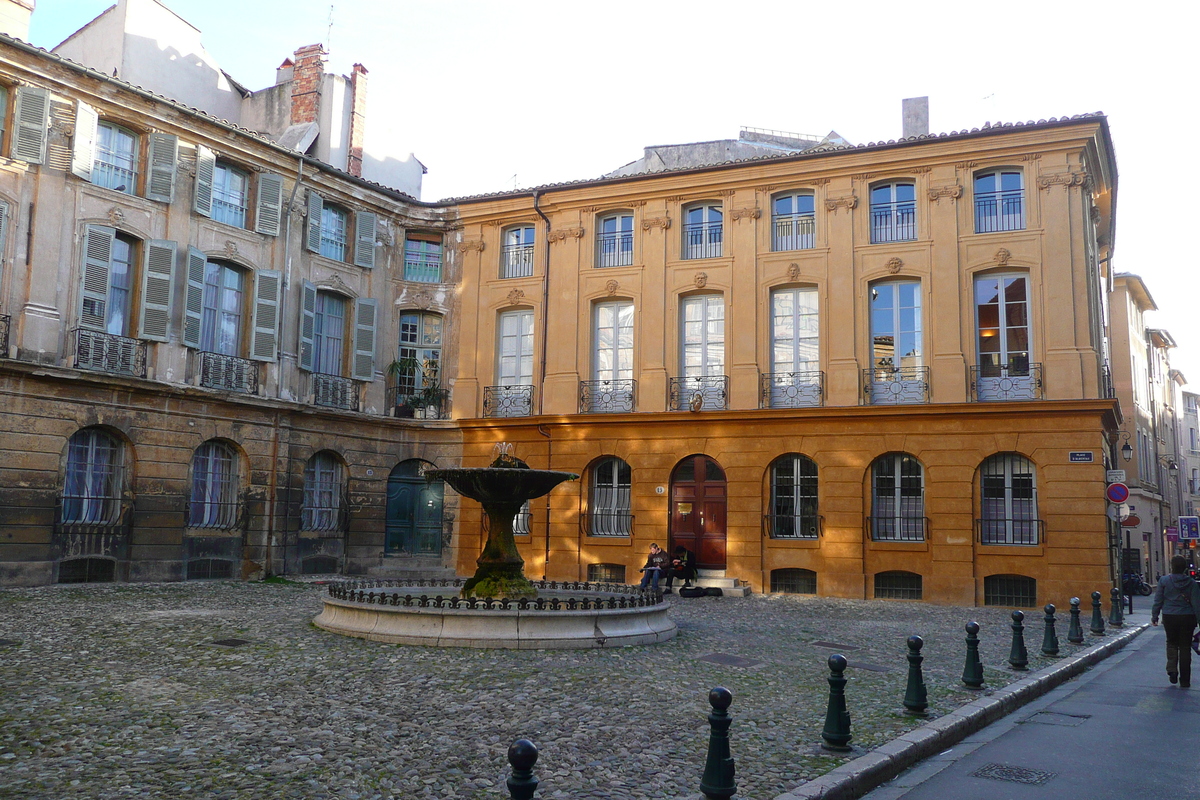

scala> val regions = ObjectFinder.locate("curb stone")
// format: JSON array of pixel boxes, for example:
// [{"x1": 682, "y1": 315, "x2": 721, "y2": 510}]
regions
[{"x1": 771, "y1": 621, "x2": 1149, "y2": 800}]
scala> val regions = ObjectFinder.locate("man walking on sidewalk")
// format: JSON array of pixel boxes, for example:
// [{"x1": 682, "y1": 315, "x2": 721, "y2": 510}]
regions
[{"x1": 1151, "y1": 554, "x2": 1200, "y2": 687}]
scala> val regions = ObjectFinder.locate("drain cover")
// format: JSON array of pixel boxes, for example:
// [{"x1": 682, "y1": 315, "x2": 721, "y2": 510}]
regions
[
  {"x1": 0, "y1": 639, "x2": 18, "y2": 647},
  {"x1": 209, "y1": 638, "x2": 250, "y2": 648},
  {"x1": 811, "y1": 641, "x2": 861, "y2": 651},
  {"x1": 1023, "y1": 711, "x2": 1090, "y2": 727},
  {"x1": 847, "y1": 661, "x2": 895, "y2": 673},
  {"x1": 698, "y1": 653, "x2": 764, "y2": 668},
  {"x1": 972, "y1": 763, "x2": 1056, "y2": 786}
]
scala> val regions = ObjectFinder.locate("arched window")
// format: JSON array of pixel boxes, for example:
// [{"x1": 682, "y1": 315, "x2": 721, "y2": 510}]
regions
[
  {"x1": 501, "y1": 224, "x2": 536, "y2": 278},
  {"x1": 979, "y1": 454, "x2": 1039, "y2": 545},
  {"x1": 869, "y1": 182, "x2": 916, "y2": 243},
  {"x1": 61, "y1": 428, "x2": 126, "y2": 525},
  {"x1": 871, "y1": 453, "x2": 925, "y2": 541},
  {"x1": 590, "y1": 457, "x2": 632, "y2": 536},
  {"x1": 768, "y1": 454, "x2": 819, "y2": 539},
  {"x1": 874, "y1": 571, "x2": 922, "y2": 600},
  {"x1": 189, "y1": 441, "x2": 239, "y2": 529},
  {"x1": 772, "y1": 192, "x2": 815, "y2": 251},
  {"x1": 302, "y1": 451, "x2": 345, "y2": 532},
  {"x1": 682, "y1": 203, "x2": 722, "y2": 260},
  {"x1": 771, "y1": 568, "x2": 817, "y2": 594},
  {"x1": 597, "y1": 212, "x2": 634, "y2": 267},
  {"x1": 974, "y1": 171, "x2": 1024, "y2": 233},
  {"x1": 984, "y1": 574, "x2": 1037, "y2": 607}
]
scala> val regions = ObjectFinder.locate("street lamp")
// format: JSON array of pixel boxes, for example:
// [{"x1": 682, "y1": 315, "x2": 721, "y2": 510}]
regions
[{"x1": 1121, "y1": 441, "x2": 1133, "y2": 462}]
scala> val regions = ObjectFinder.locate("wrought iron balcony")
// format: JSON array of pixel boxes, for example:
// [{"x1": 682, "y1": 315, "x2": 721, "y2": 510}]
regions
[
  {"x1": 974, "y1": 191, "x2": 1024, "y2": 233},
  {"x1": 772, "y1": 214, "x2": 816, "y2": 251},
  {"x1": 501, "y1": 244, "x2": 535, "y2": 278},
  {"x1": 185, "y1": 497, "x2": 247, "y2": 530},
  {"x1": 581, "y1": 511, "x2": 634, "y2": 537},
  {"x1": 199, "y1": 351, "x2": 258, "y2": 394},
  {"x1": 764, "y1": 513, "x2": 823, "y2": 540},
  {"x1": 597, "y1": 231, "x2": 634, "y2": 267},
  {"x1": 865, "y1": 515, "x2": 929, "y2": 542},
  {"x1": 483, "y1": 384, "x2": 535, "y2": 418},
  {"x1": 387, "y1": 384, "x2": 451, "y2": 419},
  {"x1": 0, "y1": 313, "x2": 9, "y2": 356},
  {"x1": 312, "y1": 373, "x2": 359, "y2": 411},
  {"x1": 669, "y1": 375, "x2": 728, "y2": 411},
  {"x1": 970, "y1": 363, "x2": 1042, "y2": 402},
  {"x1": 682, "y1": 222, "x2": 722, "y2": 260},
  {"x1": 976, "y1": 518, "x2": 1044, "y2": 546},
  {"x1": 869, "y1": 202, "x2": 916, "y2": 243},
  {"x1": 579, "y1": 379, "x2": 636, "y2": 413},
  {"x1": 863, "y1": 366, "x2": 930, "y2": 404},
  {"x1": 73, "y1": 328, "x2": 146, "y2": 378},
  {"x1": 760, "y1": 371, "x2": 824, "y2": 408},
  {"x1": 404, "y1": 251, "x2": 442, "y2": 283}
]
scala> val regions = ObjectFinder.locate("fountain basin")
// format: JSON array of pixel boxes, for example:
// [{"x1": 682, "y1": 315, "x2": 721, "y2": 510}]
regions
[{"x1": 313, "y1": 580, "x2": 677, "y2": 649}]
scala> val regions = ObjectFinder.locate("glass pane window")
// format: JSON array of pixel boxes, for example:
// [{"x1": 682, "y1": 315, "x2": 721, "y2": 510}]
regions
[
  {"x1": 771, "y1": 288, "x2": 819, "y2": 373},
  {"x1": 772, "y1": 193, "x2": 815, "y2": 251},
  {"x1": 404, "y1": 238, "x2": 442, "y2": 283},
  {"x1": 397, "y1": 312, "x2": 442, "y2": 398},
  {"x1": 869, "y1": 182, "x2": 916, "y2": 243},
  {"x1": 200, "y1": 261, "x2": 245, "y2": 355},
  {"x1": 769, "y1": 455, "x2": 819, "y2": 538},
  {"x1": 302, "y1": 452, "x2": 344, "y2": 532},
  {"x1": 597, "y1": 214, "x2": 634, "y2": 267},
  {"x1": 974, "y1": 171, "x2": 1024, "y2": 233},
  {"x1": 94, "y1": 123, "x2": 137, "y2": 193},
  {"x1": 190, "y1": 441, "x2": 238, "y2": 528},
  {"x1": 681, "y1": 295, "x2": 724, "y2": 377},
  {"x1": 62, "y1": 429, "x2": 124, "y2": 524},
  {"x1": 313, "y1": 292, "x2": 346, "y2": 375},
  {"x1": 591, "y1": 457, "x2": 632, "y2": 536},
  {"x1": 212, "y1": 164, "x2": 249, "y2": 228},
  {"x1": 975, "y1": 274, "x2": 1029, "y2": 374},
  {"x1": 106, "y1": 235, "x2": 136, "y2": 336},
  {"x1": 871, "y1": 281, "x2": 922, "y2": 370},
  {"x1": 320, "y1": 205, "x2": 348, "y2": 261},
  {"x1": 980, "y1": 453, "x2": 1038, "y2": 545},
  {"x1": 683, "y1": 204, "x2": 722, "y2": 259},
  {"x1": 593, "y1": 301, "x2": 634, "y2": 381},
  {"x1": 497, "y1": 308, "x2": 534, "y2": 385},
  {"x1": 501, "y1": 225, "x2": 535, "y2": 278},
  {"x1": 871, "y1": 453, "x2": 925, "y2": 541}
]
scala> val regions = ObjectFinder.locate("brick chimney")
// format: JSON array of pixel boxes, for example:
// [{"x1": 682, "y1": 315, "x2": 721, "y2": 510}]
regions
[
  {"x1": 347, "y1": 63, "x2": 368, "y2": 177},
  {"x1": 290, "y1": 44, "x2": 327, "y2": 126},
  {"x1": 902, "y1": 96, "x2": 929, "y2": 138}
]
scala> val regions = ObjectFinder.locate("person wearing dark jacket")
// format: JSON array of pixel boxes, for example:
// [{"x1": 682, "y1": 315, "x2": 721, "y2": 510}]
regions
[
  {"x1": 1151, "y1": 555, "x2": 1200, "y2": 687},
  {"x1": 663, "y1": 545, "x2": 697, "y2": 593},
  {"x1": 638, "y1": 543, "x2": 670, "y2": 591}
]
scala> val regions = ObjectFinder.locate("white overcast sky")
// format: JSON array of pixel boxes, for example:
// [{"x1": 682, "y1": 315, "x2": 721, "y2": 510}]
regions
[{"x1": 29, "y1": 0, "x2": 1200, "y2": 390}]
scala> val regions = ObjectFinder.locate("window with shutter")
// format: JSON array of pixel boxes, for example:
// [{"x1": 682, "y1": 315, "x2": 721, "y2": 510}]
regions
[
  {"x1": 352, "y1": 298, "x2": 377, "y2": 381},
  {"x1": 192, "y1": 145, "x2": 215, "y2": 217},
  {"x1": 12, "y1": 86, "x2": 49, "y2": 164},
  {"x1": 299, "y1": 280, "x2": 317, "y2": 371},
  {"x1": 251, "y1": 270, "x2": 281, "y2": 361},
  {"x1": 305, "y1": 191, "x2": 323, "y2": 253},
  {"x1": 70, "y1": 102, "x2": 98, "y2": 181},
  {"x1": 139, "y1": 240, "x2": 177, "y2": 342},
  {"x1": 93, "y1": 123, "x2": 138, "y2": 194},
  {"x1": 79, "y1": 225, "x2": 115, "y2": 331},
  {"x1": 182, "y1": 247, "x2": 206, "y2": 348},
  {"x1": 353, "y1": 211, "x2": 377, "y2": 268},
  {"x1": 146, "y1": 133, "x2": 178, "y2": 203},
  {"x1": 254, "y1": 173, "x2": 284, "y2": 236}
]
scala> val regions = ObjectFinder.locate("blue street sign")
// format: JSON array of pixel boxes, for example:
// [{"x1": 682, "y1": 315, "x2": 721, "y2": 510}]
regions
[{"x1": 1181, "y1": 517, "x2": 1200, "y2": 541}]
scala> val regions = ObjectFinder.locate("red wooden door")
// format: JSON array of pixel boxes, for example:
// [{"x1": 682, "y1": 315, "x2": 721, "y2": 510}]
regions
[{"x1": 670, "y1": 455, "x2": 727, "y2": 569}]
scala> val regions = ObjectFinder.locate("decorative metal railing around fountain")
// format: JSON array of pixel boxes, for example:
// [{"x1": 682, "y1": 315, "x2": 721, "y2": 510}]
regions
[{"x1": 326, "y1": 579, "x2": 665, "y2": 610}]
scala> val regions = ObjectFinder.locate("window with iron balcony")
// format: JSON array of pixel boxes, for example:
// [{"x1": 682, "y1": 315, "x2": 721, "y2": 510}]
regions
[
  {"x1": 974, "y1": 170, "x2": 1025, "y2": 233},
  {"x1": 404, "y1": 234, "x2": 443, "y2": 283},
  {"x1": 596, "y1": 213, "x2": 634, "y2": 267},
  {"x1": 772, "y1": 193, "x2": 816, "y2": 251},
  {"x1": 682, "y1": 203, "x2": 723, "y2": 260},
  {"x1": 869, "y1": 182, "x2": 916, "y2": 244},
  {"x1": 501, "y1": 225, "x2": 535, "y2": 278}
]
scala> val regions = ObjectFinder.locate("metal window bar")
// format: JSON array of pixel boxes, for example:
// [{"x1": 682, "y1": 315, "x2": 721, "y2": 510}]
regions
[
  {"x1": 668, "y1": 375, "x2": 729, "y2": 411},
  {"x1": 587, "y1": 563, "x2": 627, "y2": 584},
  {"x1": 874, "y1": 571, "x2": 923, "y2": 600},
  {"x1": 596, "y1": 231, "x2": 634, "y2": 267},
  {"x1": 970, "y1": 363, "x2": 1043, "y2": 402},
  {"x1": 865, "y1": 515, "x2": 929, "y2": 543},
  {"x1": 976, "y1": 518, "x2": 1044, "y2": 546},
  {"x1": 212, "y1": 197, "x2": 247, "y2": 228},
  {"x1": 983, "y1": 574, "x2": 1038, "y2": 607},
  {"x1": 92, "y1": 159, "x2": 136, "y2": 193},
  {"x1": 578, "y1": 379, "x2": 636, "y2": 413},
  {"x1": 404, "y1": 250, "x2": 442, "y2": 283},
  {"x1": 974, "y1": 191, "x2": 1024, "y2": 233},
  {"x1": 185, "y1": 496, "x2": 247, "y2": 531},
  {"x1": 483, "y1": 384, "x2": 535, "y2": 418},
  {"x1": 312, "y1": 373, "x2": 359, "y2": 411},
  {"x1": 760, "y1": 371, "x2": 824, "y2": 408},
  {"x1": 581, "y1": 512, "x2": 634, "y2": 538},
  {"x1": 73, "y1": 328, "x2": 146, "y2": 377},
  {"x1": 386, "y1": 384, "x2": 450, "y2": 419},
  {"x1": 869, "y1": 202, "x2": 916, "y2": 243},
  {"x1": 0, "y1": 314, "x2": 9, "y2": 356},
  {"x1": 764, "y1": 514, "x2": 823, "y2": 540},
  {"x1": 1101, "y1": 362, "x2": 1116, "y2": 399},
  {"x1": 863, "y1": 366, "x2": 929, "y2": 404},
  {"x1": 501, "y1": 244, "x2": 535, "y2": 278},
  {"x1": 771, "y1": 568, "x2": 817, "y2": 594},
  {"x1": 53, "y1": 497, "x2": 133, "y2": 565},
  {"x1": 58, "y1": 557, "x2": 117, "y2": 583},
  {"x1": 682, "y1": 222, "x2": 722, "y2": 260},
  {"x1": 301, "y1": 490, "x2": 350, "y2": 535},
  {"x1": 199, "y1": 351, "x2": 258, "y2": 394},
  {"x1": 772, "y1": 214, "x2": 816, "y2": 251}
]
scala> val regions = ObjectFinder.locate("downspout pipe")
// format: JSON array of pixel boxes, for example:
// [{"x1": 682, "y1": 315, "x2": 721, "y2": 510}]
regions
[{"x1": 533, "y1": 190, "x2": 551, "y2": 416}]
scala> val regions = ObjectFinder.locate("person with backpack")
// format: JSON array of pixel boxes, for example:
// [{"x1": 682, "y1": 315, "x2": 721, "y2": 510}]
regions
[
  {"x1": 663, "y1": 545, "x2": 697, "y2": 594},
  {"x1": 1151, "y1": 554, "x2": 1200, "y2": 687}
]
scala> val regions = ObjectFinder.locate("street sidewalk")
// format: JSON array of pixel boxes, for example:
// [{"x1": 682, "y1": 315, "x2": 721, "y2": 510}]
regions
[{"x1": 862, "y1": 608, "x2": 1200, "y2": 800}]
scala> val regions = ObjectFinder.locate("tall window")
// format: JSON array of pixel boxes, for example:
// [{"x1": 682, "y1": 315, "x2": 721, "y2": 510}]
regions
[
  {"x1": 681, "y1": 294, "x2": 724, "y2": 377},
  {"x1": 396, "y1": 311, "x2": 442, "y2": 398},
  {"x1": 404, "y1": 235, "x2": 443, "y2": 283},
  {"x1": 771, "y1": 287, "x2": 818, "y2": 374},
  {"x1": 683, "y1": 203, "x2": 722, "y2": 259},
  {"x1": 497, "y1": 308, "x2": 534, "y2": 386},
  {"x1": 870, "y1": 182, "x2": 916, "y2": 243},
  {"x1": 769, "y1": 454, "x2": 819, "y2": 539},
  {"x1": 501, "y1": 225, "x2": 535, "y2": 278},
  {"x1": 189, "y1": 441, "x2": 239, "y2": 529},
  {"x1": 979, "y1": 453, "x2": 1039, "y2": 545},
  {"x1": 313, "y1": 292, "x2": 346, "y2": 375},
  {"x1": 975, "y1": 274, "x2": 1029, "y2": 374},
  {"x1": 94, "y1": 122, "x2": 137, "y2": 193},
  {"x1": 594, "y1": 301, "x2": 634, "y2": 384},
  {"x1": 590, "y1": 457, "x2": 632, "y2": 536},
  {"x1": 200, "y1": 261, "x2": 244, "y2": 355},
  {"x1": 974, "y1": 171, "x2": 1024, "y2": 233},
  {"x1": 597, "y1": 213, "x2": 634, "y2": 267},
  {"x1": 870, "y1": 281, "x2": 922, "y2": 371},
  {"x1": 212, "y1": 163, "x2": 249, "y2": 228},
  {"x1": 320, "y1": 205, "x2": 349, "y2": 261},
  {"x1": 871, "y1": 453, "x2": 925, "y2": 541},
  {"x1": 104, "y1": 234, "x2": 136, "y2": 336},
  {"x1": 61, "y1": 428, "x2": 125, "y2": 524},
  {"x1": 772, "y1": 193, "x2": 815, "y2": 251},
  {"x1": 303, "y1": 451, "x2": 345, "y2": 532}
]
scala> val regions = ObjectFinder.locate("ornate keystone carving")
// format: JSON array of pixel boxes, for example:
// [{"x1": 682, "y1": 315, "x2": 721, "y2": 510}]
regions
[
  {"x1": 223, "y1": 240, "x2": 239, "y2": 259},
  {"x1": 412, "y1": 290, "x2": 433, "y2": 309},
  {"x1": 641, "y1": 216, "x2": 671, "y2": 232},
  {"x1": 730, "y1": 207, "x2": 761, "y2": 222},
  {"x1": 317, "y1": 273, "x2": 356, "y2": 298},
  {"x1": 994, "y1": 248, "x2": 1011, "y2": 267},
  {"x1": 885, "y1": 257, "x2": 904, "y2": 274},
  {"x1": 547, "y1": 227, "x2": 584, "y2": 243},
  {"x1": 507, "y1": 288, "x2": 526, "y2": 306},
  {"x1": 455, "y1": 239, "x2": 485, "y2": 253},
  {"x1": 824, "y1": 194, "x2": 857, "y2": 213},
  {"x1": 605, "y1": 279, "x2": 619, "y2": 296},
  {"x1": 106, "y1": 206, "x2": 125, "y2": 227},
  {"x1": 787, "y1": 263, "x2": 801, "y2": 281},
  {"x1": 927, "y1": 183, "x2": 963, "y2": 201},
  {"x1": 694, "y1": 272, "x2": 708, "y2": 288}
]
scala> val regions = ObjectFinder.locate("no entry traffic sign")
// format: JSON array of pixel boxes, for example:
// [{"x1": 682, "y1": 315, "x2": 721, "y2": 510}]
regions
[{"x1": 1105, "y1": 482, "x2": 1130, "y2": 504}]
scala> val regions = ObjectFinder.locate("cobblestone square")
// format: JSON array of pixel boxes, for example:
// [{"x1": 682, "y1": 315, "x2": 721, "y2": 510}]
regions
[{"x1": 1, "y1": 582, "x2": 1088, "y2": 799}]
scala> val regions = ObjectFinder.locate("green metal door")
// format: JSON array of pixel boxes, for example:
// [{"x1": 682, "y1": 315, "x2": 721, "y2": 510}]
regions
[{"x1": 385, "y1": 461, "x2": 444, "y2": 555}]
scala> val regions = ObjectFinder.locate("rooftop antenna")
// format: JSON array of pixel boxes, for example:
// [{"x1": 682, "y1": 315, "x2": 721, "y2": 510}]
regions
[{"x1": 326, "y1": 4, "x2": 334, "y2": 54}]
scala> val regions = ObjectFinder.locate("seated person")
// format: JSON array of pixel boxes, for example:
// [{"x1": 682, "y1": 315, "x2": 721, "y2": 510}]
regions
[
  {"x1": 664, "y1": 545, "x2": 697, "y2": 593},
  {"x1": 638, "y1": 543, "x2": 670, "y2": 591}
]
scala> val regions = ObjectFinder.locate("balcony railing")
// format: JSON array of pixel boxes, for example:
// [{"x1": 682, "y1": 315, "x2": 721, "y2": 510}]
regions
[
  {"x1": 581, "y1": 511, "x2": 634, "y2": 538},
  {"x1": 772, "y1": 215, "x2": 815, "y2": 251},
  {"x1": 483, "y1": 384, "x2": 535, "y2": 418},
  {"x1": 764, "y1": 513, "x2": 823, "y2": 540},
  {"x1": 501, "y1": 244, "x2": 535, "y2": 278},
  {"x1": 404, "y1": 251, "x2": 442, "y2": 283},
  {"x1": 312, "y1": 373, "x2": 359, "y2": 411},
  {"x1": 760, "y1": 371, "x2": 824, "y2": 408},
  {"x1": 579, "y1": 379, "x2": 636, "y2": 413},
  {"x1": 970, "y1": 363, "x2": 1043, "y2": 402},
  {"x1": 682, "y1": 223, "x2": 722, "y2": 260},
  {"x1": 54, "y1": 496, "x2": 133, "y2": 561},
  {"x1": 863, "y1": 366, "x2": 930, "y2": 405},
  {"x1": 974, "y1": 192, "x2": 1024, "y2": 233},
  {"x1": 185, "y1": 497, "x2": 247, "y2": 531},
  {"x1": 386, "y1": 384, "x2": 451, "y2": 419},
  {"x1": 0, "y1": 313, "x2": 9, "y2": 356},
  {"x1": 669, "y1": 375, "x2": 728, "y2": 411},
  {"x1": 212, "y1": 198, "x2": 247, "y2": 229},
  {"x1": 597, "y1": 232, "x2": 634, "y2": 267},
  {"x1": 199, "y1": 351, "x2": 258, "y2": 394},
  {"x1": 73, "y1": 328, "x2": 146, "y2": 377},
  {"x1": 92, "y1": 158, "x2": 136, "y2": 193},
  {"x1": 869, "y1": 202, "x2": 916, "y2": 243},
  {"x1": 866, "y1": 515, "x2": 929, "y2": 543},
  {"x1": 977, "y1": 518, "x2": 1044, "y2": 546}
]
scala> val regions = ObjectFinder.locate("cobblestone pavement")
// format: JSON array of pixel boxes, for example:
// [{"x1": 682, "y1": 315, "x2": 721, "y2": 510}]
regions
[{"x1": 0, "y1": 581, "x2": 1099, "y2": 800}]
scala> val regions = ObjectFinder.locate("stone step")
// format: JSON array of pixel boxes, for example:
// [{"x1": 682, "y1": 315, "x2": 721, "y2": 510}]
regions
[
  {"x1": 672, "y1": 569, "x2": 750, "y2": 597},
  {"x1": 364, "y1": 558, "x2": 457, "y2": 581}
]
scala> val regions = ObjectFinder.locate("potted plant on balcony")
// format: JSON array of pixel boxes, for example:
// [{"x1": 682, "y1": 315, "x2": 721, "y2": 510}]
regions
[{"x1": 386, "y1": 356, "x2": 443, "y2": 419}]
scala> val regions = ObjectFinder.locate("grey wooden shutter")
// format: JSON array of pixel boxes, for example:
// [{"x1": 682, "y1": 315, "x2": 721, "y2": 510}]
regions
[
  {"x1": 139, "y1": 240, "x2": 177, "y2": 342},
  {"x1": 299, "y1": 280, "x2": 317, "y2": 371},
  {"x1": 0, "y1": 200, "x2": 9, "y2": 260},
  {"x1": 352, "y1": 298, "x2": 377, "y2": 381},
  {"x1": 70, "y1": 101, "x2": 98, "y2": 181},
  {"x1": 182, "y1": 246, "x2": 206, "y2": 348},
  {"x1": 353, "y1": 210, "x2": 377, "y2": 268},
  {"x1": 79, "y1": 225, "x2": 115, "y2": 330},
  {"x1": 192, "y1": 144, "x2": 215, "y2": 217},
  {"x1": 250, "y1": 269, "x2": 282, "y2": 362},
  {"x1": 146, "y1": 133, "x2": 178, "y2": 203},
  {"x1": 254, "y1": 173, "x2": 284, "y2": 236},
  {"x1": 12, "y1": 86, "x2": 50, "y2": 164},
  {"x1": 305, "y1": 190, "x2": 323, "y2": 253}
]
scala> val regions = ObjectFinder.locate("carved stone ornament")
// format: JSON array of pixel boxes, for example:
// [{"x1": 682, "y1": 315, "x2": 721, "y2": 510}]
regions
[
  {"x1": 911, "y1": 166, "x2": 932, "y2": 174},
  {"x1": 455, "y1": 239, "x2": 485, "y2": 253},
  {"x1": 994, "y1": 248, "x2": 1011, "y2": 267},
  {"x1": 547, "y1": 227, "x2": 585, "y2": 243},
  {"x1": 1037, "y1": 171, "x2": 1088, "y2": 190},
  {"x1": 507, "y1": 288, "x2": 525, "y2": 306},
  {"x1": 730, "y1": 207, "x2": 762, "y2": 222},
  {"x1": 223, "y1": 240, "x2": 239, "y2": 259},
  {"x1": 642, "y1": 216, "x2": 671, "y2": 232},
  {"x1": 810, "y1": 177, "x2": 831, "y2": 187},
  {"x1": 1090, "y1": 205, "x2": 1101, "y2": 224},
  {"x1": 579, "y1": 206, "x2": 600, "y2": 214},
  {"x1": 927, "y1": 183, "x2": 963, "y2": 202},
  {"x1": 694, "y1": 272, "x2": 708, "y2": 288},
  {"x1": 412, "y1": 290, "x2": 433, "y2": 310},
  {"x1": 885, "y1": 257, "x2": 904, "y2": 274},
  {"x1": 787, "y1": 263, "x2": 801, "y2": 281},
  {"x1": 719, "y1": 189, "x2": 737, "y2": 198},
  {"x1": 852, "y1": 173, "x2": 876, "y2": 182},
  {"x1": 1022, "y1": 153, "x2": 1042, "y2": 161},
  {"x1": 107, "y1": 206, "x2": 125, "y2": 227},
  {"x1": 955, "y1": 161, "x2": 978, "y2": 171},
  {"x1": 318, "y1": 273, "x2": 356, "y2": 298},
  {"x1": 627, "y1": 199, "x2": 647, "y2": 208},
  {"x1": 605, "y1": 279, "x2": 619, "y2": 296},
  {"x1": 824, "y1": 194, "x2": 858, "y2": 213}
]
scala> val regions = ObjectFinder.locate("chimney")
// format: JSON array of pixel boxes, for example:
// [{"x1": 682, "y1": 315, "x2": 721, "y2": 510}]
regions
[
  {"x1": 0, "y1": 0, "x2": 33, "y2": 41},
  {"x1": 347, "y1": 63, "x2": 368, "y2": 177},
  {"x1": 902, "y1": 96, "x2": 929, "y2": 138},
  {"x1": 290, "y1": 44, "x2": 327, "y2": 126},
  {"x1": 275, "y1": 57, "x2": 294, "y2": 86}
]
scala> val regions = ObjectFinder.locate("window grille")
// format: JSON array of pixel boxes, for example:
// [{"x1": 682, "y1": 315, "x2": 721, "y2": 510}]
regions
[
  {"x1": 771, "y1": 568, "x2": 817, "y2": 594},
  {"x1": 984, "y1": 574, "x2": 1037, "y2": 607},
  {"x1": 874, "y1": 571, "x2": 923, "y2": 600},
  {"x1": 587, "y1": 563, "x2": 626, "y2": 584}
]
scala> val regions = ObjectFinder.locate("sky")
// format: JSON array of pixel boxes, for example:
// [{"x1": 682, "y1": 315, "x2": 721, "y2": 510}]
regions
[{"x1": 28, "y1": 0, "x2": 1200, "y2": 389}]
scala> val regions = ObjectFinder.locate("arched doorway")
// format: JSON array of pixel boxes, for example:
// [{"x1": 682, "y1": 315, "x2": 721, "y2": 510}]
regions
[
  {"x1": 670, "y1": 454, "x2": 727, "y2": 569},
  {"x1": 386, "y1": 460, "x2": 444, "y2": 555}
]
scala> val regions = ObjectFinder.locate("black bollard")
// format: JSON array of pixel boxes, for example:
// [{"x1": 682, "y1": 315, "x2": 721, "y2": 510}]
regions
[
  {"x1": 506, "y1": 739, "x2": 539, "y2": 800},
  {"x1": 1041, "y1": 603, "x2": 1059, "y2": 656},
  {"x1": 1067, "y1": 597, "x2": 1085, "y2": 644},
  {"x1": 700, "y1": 687, "x2": 737, "y2": 800},
  {"x1": 1090, "y1": 591, "x2": 1106, "y2": 635},
  {"x1": 1008, "y1": 610, "x2": 1029, "y2": 670},
  {"x1": 821, "y1": 654, "x2": 853, "y2": 752},
  {"x1": 903, "y1": 635, "x2": 928, "y2": 716},
  {"x1": 962, "y1": 621, "x2": 984, "y2": 688},
  {"x1": 1109, "y1": 586, "x2": 1124, "y2": 628}
]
